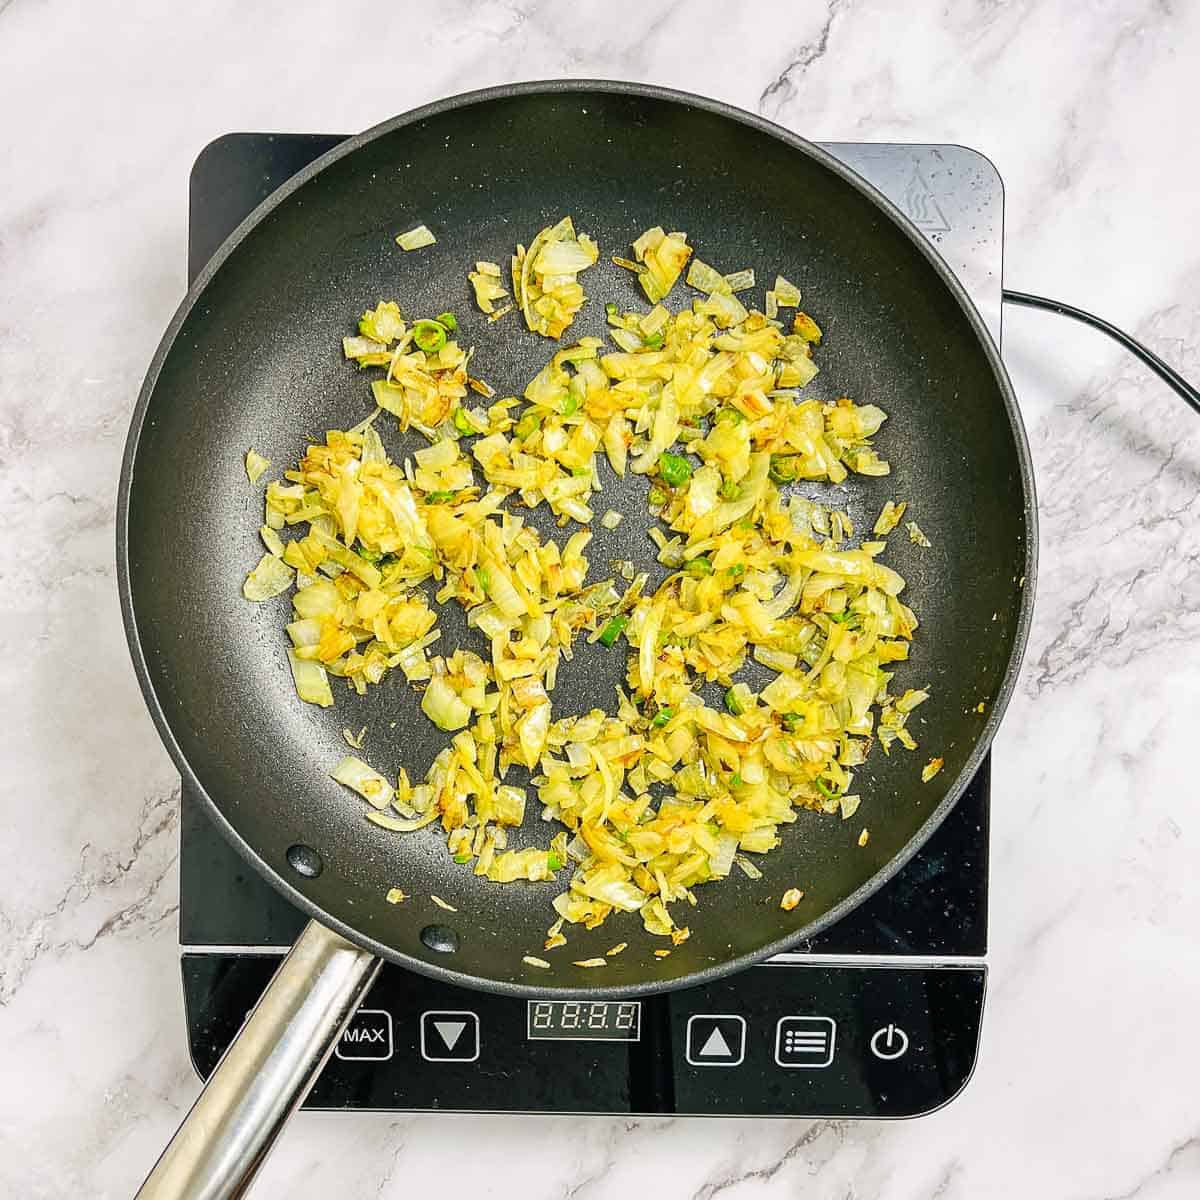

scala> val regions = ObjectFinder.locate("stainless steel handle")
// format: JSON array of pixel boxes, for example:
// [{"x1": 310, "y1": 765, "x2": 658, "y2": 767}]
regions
[{"x1": 137, "y1": 921, "x2": 382, "y2": 1199}]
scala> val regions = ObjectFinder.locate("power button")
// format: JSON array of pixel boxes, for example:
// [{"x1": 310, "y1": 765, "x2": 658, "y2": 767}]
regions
[{"x1": 869, "y1": 1023, "x2": 909, "y2": 1061}]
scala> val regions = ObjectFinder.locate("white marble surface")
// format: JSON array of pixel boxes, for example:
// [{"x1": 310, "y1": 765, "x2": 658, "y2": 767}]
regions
[{"x1": 2, "y1": 1, "x2": 1200, "y2": 1196}]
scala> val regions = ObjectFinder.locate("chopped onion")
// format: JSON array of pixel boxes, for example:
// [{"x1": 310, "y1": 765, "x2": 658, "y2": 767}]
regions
[
  {"x1": 734, "y1": 855, "x2": 763, "y2": 880},
  {"x1": 773, "y1": 275, "x2": 801, "y2": 306},
  {"x1": 513, "y1": 216, "x2": 598, "y2": 339},
  {"x1": 331, "y1": 755, "x2": 394, "y2": 809},
  {"x1": 907, "y1": 520, "x2": 932, "y2": 548},
  {"x1": 469, "y1": 269, "x2": 509, "y2": 314},
  {"x1": 260, "y1": 526, "x2": 285, "y2": 558},
  {"x1": 287, "y1": 650, "x2": 332, "y2": 707},
  {"x1": 709, "y1": 834, "x2": 739, "y2": 878},
  {"x1": 421, "y1": 676, "x2": 471, "y2": 732},
  {"x1": 631, "y1": 227, "x2": 692, "y2": 303},
  {"x1": 723, "y1": 268, "x2": 755, "y2": 292},
  {"x1": 248, "y1": 219, "x2": 925, "y2": 957},
  {"x1": 396, "y1": 224, "x2": 436, "y2": 250},
  {"x1": 874, "y1": 499, "x2": 908, "y2": 536},
  {"x1": 369, "y1": 809, "x2": 439, "y2": 832},
  {"x1": 243, "y1": 554, "x2": 293, "y2": 601},
  {"x1": 245, "y1": 449, "x2": 271, "y2": 483},
  {"x1": 686, "y1": 258, "x2": 729, "y2": 294}
]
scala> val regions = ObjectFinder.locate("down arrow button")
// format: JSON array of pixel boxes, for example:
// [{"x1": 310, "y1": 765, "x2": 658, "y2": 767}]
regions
[{"x1": 420, "y1": 1010, "x2": 480, "y2": 1062}]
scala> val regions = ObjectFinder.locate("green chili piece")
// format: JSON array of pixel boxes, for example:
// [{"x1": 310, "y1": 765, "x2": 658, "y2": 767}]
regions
[
  {"x1": 598, "y1": 614, "x2": 629, "y2": 647},
  {"x1": 515, "y1": 410, "x2": 543, "y2": 440},
  {"x1": 413, "y1": 319, "x2": 448, "y2": 353},
  {"x1": 769, "y1": 454, "x2": 798, "y2": 484},
  {"x1": 814, "y1": 777, "x2": 839, "y2": 801},
  {"x1": 658, "y1": 451, "x2": 692, "y2": 487}
]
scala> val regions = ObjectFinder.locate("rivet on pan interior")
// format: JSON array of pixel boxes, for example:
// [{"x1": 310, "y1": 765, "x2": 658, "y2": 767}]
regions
[
  {"x1": 285, "y1": 843, "x2": 323, "y2": 879},
  {"x1": 420, "y1": 924, "x2": 460, "y2": 954}
]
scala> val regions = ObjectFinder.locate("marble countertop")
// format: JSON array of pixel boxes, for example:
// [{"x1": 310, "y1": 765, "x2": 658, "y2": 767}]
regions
[{"x1": 3, "y1": 2, "x2": 1200, "y2": 1196}]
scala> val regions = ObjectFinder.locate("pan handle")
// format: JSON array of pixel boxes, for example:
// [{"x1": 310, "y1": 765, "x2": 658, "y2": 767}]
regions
[{"x1": 136, "y1": 920, "x2": 381, "y2": 1199}]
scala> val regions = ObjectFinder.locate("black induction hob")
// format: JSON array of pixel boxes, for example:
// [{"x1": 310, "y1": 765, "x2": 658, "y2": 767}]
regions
[{"x1": 180, "y1": 132, "x2": 1001, "y2": 1118}]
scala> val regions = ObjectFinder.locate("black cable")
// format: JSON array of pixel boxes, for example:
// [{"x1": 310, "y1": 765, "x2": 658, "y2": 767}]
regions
[{"x1": 1001, "y1": 289, "x2": 1200, "y2": 416}]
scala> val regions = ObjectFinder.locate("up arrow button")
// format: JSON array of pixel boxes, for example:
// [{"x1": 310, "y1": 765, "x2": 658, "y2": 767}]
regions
[{"x1": 685, "y1": 1014, "x2": 747, "y2": 1066}]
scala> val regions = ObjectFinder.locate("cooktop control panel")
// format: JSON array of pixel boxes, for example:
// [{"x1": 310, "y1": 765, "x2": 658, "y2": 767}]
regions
[{"x1": 184, "y1": 955, "x2": 983, "y2": 1117}]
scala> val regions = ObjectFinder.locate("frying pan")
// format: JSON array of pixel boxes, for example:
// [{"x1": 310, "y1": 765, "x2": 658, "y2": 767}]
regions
[{"x1": 119, "y1": 81, "x2": 1035, "y2": 1196}]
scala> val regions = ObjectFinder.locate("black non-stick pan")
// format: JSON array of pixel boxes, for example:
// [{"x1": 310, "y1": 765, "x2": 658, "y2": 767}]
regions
[{"x1": 120, "y1": 82, "x2": 1035, "y2": 1196}]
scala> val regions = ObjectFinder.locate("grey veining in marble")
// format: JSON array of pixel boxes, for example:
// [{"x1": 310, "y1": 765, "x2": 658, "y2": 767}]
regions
[{"x1": 2, "y1": 1, "x2": 1199, "y2": 1196}]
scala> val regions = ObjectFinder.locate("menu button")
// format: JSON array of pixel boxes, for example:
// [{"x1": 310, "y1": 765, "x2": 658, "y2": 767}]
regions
[{"x1": 775, "y1": 1016, "x2": 836, "y2": 1068}]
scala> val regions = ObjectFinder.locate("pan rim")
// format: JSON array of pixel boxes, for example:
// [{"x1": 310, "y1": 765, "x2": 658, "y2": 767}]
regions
[{"x1": 117, "y1": 79, "x2": 1037, "y2": 1000}]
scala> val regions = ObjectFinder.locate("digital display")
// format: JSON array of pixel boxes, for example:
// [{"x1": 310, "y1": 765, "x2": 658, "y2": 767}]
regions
[{"x1": 526, "y1": 1000, "x2": 641, "y2": 1041}]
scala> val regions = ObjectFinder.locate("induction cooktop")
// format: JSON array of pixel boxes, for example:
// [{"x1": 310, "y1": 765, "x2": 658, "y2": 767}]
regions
[{"x1": 180, "y1": 132, "x2": 1002, "y2": 1118}]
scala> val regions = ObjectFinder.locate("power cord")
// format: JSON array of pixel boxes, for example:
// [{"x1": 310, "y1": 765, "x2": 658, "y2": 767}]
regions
[{"x1": 1002, "y1": 289, "x2": 1200, "y2": 415}]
